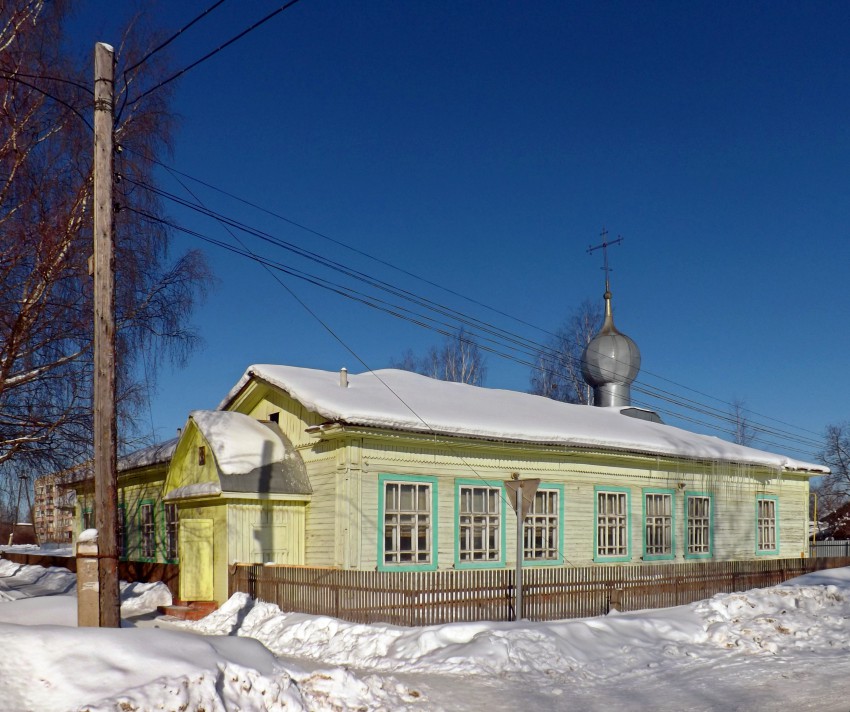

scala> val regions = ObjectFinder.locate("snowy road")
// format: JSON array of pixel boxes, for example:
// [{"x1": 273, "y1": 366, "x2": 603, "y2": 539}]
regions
[{"x1": 2, "y1": 554, "x2": 850, "y2": 710}]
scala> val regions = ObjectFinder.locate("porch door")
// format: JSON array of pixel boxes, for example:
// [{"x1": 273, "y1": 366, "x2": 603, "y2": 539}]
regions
[{"x1": 179, "y1": 519, "x2": 213, "y2": 601}]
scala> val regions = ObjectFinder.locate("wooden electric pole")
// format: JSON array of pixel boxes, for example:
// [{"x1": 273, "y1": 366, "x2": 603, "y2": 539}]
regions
[{"x1": 92, "y1": 41, "x2": 120, "y2": 628}]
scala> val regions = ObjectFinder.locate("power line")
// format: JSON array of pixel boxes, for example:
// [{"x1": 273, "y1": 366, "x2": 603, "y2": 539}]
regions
[
  {"x1": 139, "y1": 176, "x2": 533, "y2": 521},
  {"x1": 123, "y1": 0, "x2": 229, "y2": 76},
  {"x1": 134, "y1": 155, "x2": 825, "y2": 443},
  {"x1": 120, "y1": 146, "x2": 826, "y2": 446},
  {"x1": 127, "y1": 0, "x2": 304, "y2": 109},
  {"x1": 117, "y1": 0, "x2": 229, "y2": 122},
  {"x1": 0, "y1": 72, "x2": 92, "y2": 131},
  {"x1": 122, "y1": 176, "x2": 825, "y2": 453},
  {"x1": 0, "y1": 69, "x2": 91, "y2": 94},
  {"x1": 123, "y1": 202, "x2": 825, "y2": 462}
]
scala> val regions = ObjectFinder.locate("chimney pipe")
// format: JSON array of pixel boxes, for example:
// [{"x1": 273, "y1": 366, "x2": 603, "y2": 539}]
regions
[{"x1": 340, "y1": 367, "x2": 348, "y2": 388}]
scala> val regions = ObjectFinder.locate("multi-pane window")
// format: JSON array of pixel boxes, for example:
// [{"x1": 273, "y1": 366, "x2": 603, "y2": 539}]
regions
[
  {"x1": 524, "y1": 489, "x2": 559, "y2": 561},
  {"x1": 117, "y1": 506, "x2": 126, "y2": 558},
  {"x1": 165, "y1": 504, "x2": 179, "y2": 561},
  {"x1": 687, "y1": 495, "x2": 711, "y2": 557},
  {"x1": 458, "y1": 485, "x2": 501, "y2": 562},
  {"x1": 141, "y1": 503, "x2": 156, "y2": 559},
  {"x1": 383, "y1": 480, "x2": 432, "y2": 565},
  {"x1": 597, "y1": 490, "x2": 629, "y2": 558},
  {"x1": 644, "y1": 492, "x2": 673, "y2": 558},
  {"x1": 757, "y1": 497, "x2": 777, "y2": 553}
]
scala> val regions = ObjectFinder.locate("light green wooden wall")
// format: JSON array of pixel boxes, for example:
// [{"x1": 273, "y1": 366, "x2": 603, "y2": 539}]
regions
[{"x1": 206, "y1": 378, "x2": 815, "y2": 574}]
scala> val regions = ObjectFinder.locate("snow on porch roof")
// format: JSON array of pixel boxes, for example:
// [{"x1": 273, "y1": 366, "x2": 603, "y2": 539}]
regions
[
  {"x1": 220, "y1": 365, "x2": 827, "y2": 474},
  {"x1": 189, "y1": 410, "x2": 285, "y2": 476}
]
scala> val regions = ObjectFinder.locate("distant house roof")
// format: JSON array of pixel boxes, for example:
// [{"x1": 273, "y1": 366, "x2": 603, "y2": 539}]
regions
[
  {"x1": 222, "y1": 364, "x2": 827, "y2": 474},
  {"x1": 118, "y1": 438, "x2": 179, "y2": 472}
]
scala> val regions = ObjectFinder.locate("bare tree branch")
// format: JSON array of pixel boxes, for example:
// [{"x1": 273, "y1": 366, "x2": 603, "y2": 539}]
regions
[{"x1": 529, "y1": 299, "x2": 602, "y2": 404}]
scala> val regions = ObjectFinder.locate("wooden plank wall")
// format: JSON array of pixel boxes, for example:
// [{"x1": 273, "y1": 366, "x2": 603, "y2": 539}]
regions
[{"x1": 229, "y1": 557, "x2": 850, "y2": 626}]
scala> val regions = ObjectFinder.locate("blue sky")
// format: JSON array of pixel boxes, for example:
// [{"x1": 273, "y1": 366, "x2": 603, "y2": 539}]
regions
[{"x1": 70, "y1": 1, "x2": 850, "y2": 463}]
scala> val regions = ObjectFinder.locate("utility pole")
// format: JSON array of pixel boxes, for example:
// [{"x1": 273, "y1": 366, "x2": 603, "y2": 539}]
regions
[
  {"x1": 92, "y1": 41, "x2": 120, "y2": 628},
  {"x1": 505, "y1": 476, "x2": 539, "y2": 621}
]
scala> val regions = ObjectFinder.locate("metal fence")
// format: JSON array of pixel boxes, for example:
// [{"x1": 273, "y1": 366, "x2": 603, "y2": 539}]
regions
[
  {"x1": 810, "y1": 540, "x2": 850, "y2": 558},
  {"x1": 229, "y1": 556, "x2": 850, "y2": 626}
]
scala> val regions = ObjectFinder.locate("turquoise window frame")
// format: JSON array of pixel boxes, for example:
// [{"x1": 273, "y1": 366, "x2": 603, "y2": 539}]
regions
[
  {"x1": 642, "y1": 488, "x2": 676, "y2": 561},
  {"x1": 594, "y1": 486, "x2": 632, "y2": 563},
  {"x1": 454, "y1": 479, "x2": 506, "y2": 569},
  {"x1": 378, "y1": 474, "x2": 439, "y2": 572},
  {"x1": 522, "y1": 484, "x2": 565, "y2": 567},
  {"x1": 755, "y1": 494, "x2": 779, "y2": 556},
  {"x1": 139, "y1": 499, "x2": 157, "y2": 562},
  {"x1": 684, "y1": 491, "x2": 713, "y2": 560}
]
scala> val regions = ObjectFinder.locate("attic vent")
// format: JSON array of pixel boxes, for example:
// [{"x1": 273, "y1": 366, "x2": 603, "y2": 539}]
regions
[
  {"x1": 620, "y1": 407, "x2": 663, "y2": 424},
  {"x1": 269, "y1": 412, "x2": 280, "y2": 424},
  {"x1": 340, "y1": 367, "x2": 348, "y2": 388}
]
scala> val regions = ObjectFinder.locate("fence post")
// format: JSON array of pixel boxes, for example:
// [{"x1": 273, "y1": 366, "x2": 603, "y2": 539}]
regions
[
  {"x1": 76, "y1": 532, "x2": 100, "y2": 627},
  {"x1": 608, "y1": 586, "x2": 623, "y2": 612}
]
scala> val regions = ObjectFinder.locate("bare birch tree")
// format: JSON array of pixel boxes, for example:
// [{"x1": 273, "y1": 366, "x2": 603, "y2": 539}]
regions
[
  {"x1": 529, "y1": 299, "x2": 602, "y2": 404},
  {"x1": 391, "y1": 328, "x2": 487, "y2": 386},
  {"x1": 730, "y1": 398, "x2": 756, "y2": 446},
  {"x1": 0, "y1": 2, "x2": 210, "y2": 483},
  {"x1": 816, "y1": 423, "x2": 850, "y2": 512}
]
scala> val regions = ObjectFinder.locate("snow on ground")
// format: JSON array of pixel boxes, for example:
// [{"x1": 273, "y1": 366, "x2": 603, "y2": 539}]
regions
[{"x1": 2, "y1": 557, "x2": 850, "y2": 711}]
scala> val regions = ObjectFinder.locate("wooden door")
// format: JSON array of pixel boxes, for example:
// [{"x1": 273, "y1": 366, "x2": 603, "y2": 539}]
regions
[{"x1": 179, "y1": 518, "x2": 213, "y2": 601}]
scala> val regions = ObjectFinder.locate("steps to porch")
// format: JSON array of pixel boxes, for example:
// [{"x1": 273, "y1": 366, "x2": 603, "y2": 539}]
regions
[{"x1": 157, "y1": 600, "x2": 218, "y2": 621}]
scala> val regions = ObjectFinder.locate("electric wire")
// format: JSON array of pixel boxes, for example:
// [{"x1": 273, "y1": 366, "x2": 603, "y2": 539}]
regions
[
  {"x1": 120, "y1": 143, "x2": 825, "y2": 447},
  {"x1": 125, "y1": 175, "x2": 825, "y2": 454},
  {"x1": 147, "y1": 173, "x2": 545, "y2": 536},
  {"x1": 0, "y1": 72, "x2": 92, "y2": 131},
  {"x1": 0, "y1": 69, "x2": 91, "y2": 94},
  {"x1": 117, "y1": 0, "x2": 229, "y2": 122},
  {"x1": 123, "y1": 177, "x2": 826, "y2": 455},
  {"x1": 128, "y1": 152, "x2": 824, "y2": 443},
  {"x1": 126, "y1": 0, "x2": 303, "y2": 109},
  {"x1": 122, "y1": 0, "x2": 229, "y2": 76},
  {"x1": 123, "y1": 203, "x2": 824, "y2": 462}
]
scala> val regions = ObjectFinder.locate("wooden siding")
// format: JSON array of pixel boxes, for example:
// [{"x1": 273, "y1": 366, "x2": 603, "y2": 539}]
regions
[
  {"x1": 226, "y1": 502, "x2": 306, "y2": 565},
  {"x1": 74, "y1": 467, "x2": 176, "y2": 566},
  {"x1": 350, "y1": 435, "x2": 812, "y2": 570},
  {"x1": 230, "y1": 557, "x2": 850, "y2": 626},
  {"x1": 164, "y1": 422, "x2": 217, "y2": 494}
]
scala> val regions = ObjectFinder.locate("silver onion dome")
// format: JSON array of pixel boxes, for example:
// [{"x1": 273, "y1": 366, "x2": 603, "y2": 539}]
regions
[{"x1": 581, "y1": 289, "x2": 641, "y2": 407}]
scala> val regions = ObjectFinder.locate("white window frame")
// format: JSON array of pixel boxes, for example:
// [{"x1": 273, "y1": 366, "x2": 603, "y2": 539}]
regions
[
  {"x1": 457, "y1": 483, "x2": 502, "y2": 564},
  {"x1": 756, "y1": 496, "x2": 778, "y2": 555},
  {"x1": 524, "y1": 488, "x2": 561, "y2": 562},
  {"x1": 686, "y1": 493, "x2": 712, "y2": 558},
  {"x1": 595, "y1": 488, "x2": 630, "y2": 561},
  {"x1": 379, "y1": 476, "x2": 437, "y2": 570},
  {"x1": 165, "y1": 503, "x2": 179, "y2": 561},
  {"x1": 643, "y1": 490, "x2": 674, "y2": 560},
  {"x1": 117, "y1": 505, "x2": 126, "y2": 558},
  {"x1": 141, "y1": 503, "x2": 156, "y2": 559}
]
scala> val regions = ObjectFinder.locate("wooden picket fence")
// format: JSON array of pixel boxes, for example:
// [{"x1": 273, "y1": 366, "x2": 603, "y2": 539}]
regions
[
  {"x1": 810, "y1": 540, "x2": 850, "y2": 558},
  {"x1": 229, "y1": 556, "x2": 850, "y2": 626}
]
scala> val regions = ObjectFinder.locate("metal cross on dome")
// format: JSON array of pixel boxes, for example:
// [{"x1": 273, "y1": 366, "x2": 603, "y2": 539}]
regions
[{"x1": 586, "y1": 228, "x2": 623, "y2": 291}]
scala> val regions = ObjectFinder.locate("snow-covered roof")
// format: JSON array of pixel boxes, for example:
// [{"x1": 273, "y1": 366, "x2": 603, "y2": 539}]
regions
[
  {"x1": 190, "y1": 410, "x2": 286, "y2": 476},
  {"x1": 222, "y1": 365, "x2": 827, "y2": 473},
  {"x1": 118, "y1": 438, "x2": 178, "y2": 472}
]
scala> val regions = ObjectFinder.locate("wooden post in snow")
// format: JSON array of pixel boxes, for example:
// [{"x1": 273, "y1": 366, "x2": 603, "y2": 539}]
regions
[{"x1": 92, "y1": 41, "x2": 120, "y2": 628}]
